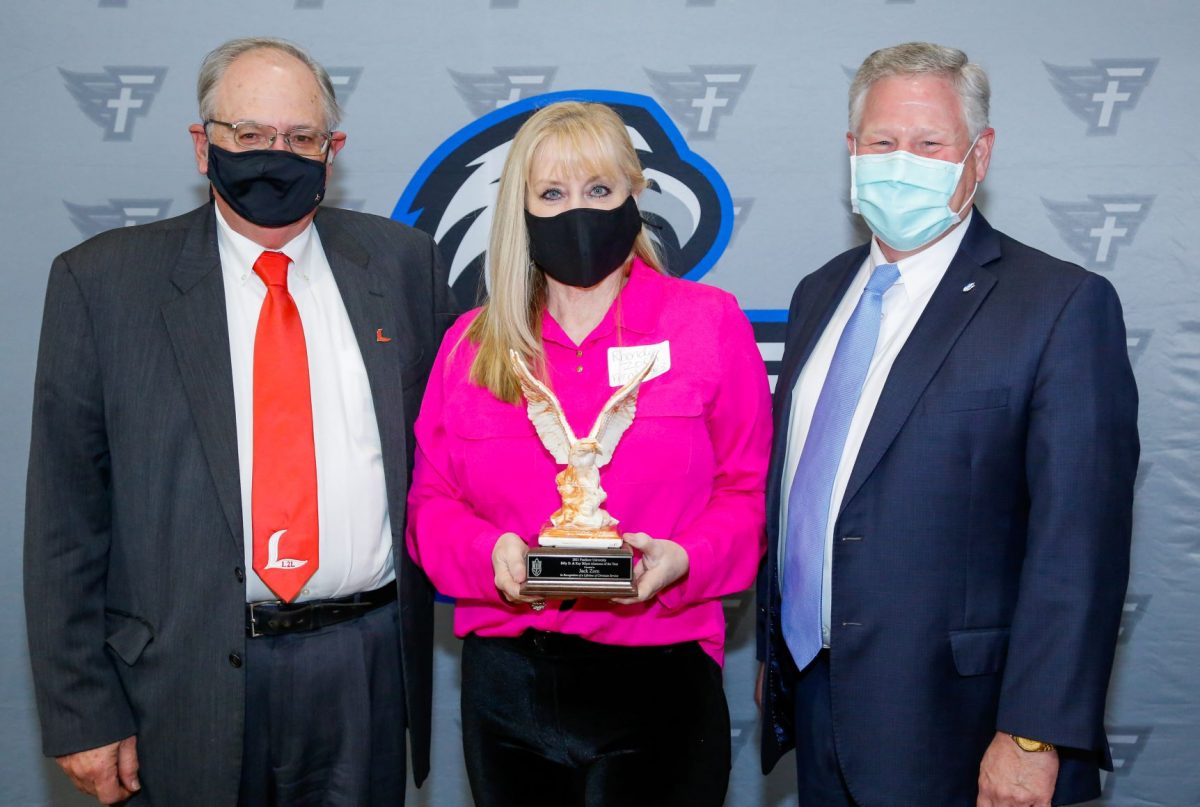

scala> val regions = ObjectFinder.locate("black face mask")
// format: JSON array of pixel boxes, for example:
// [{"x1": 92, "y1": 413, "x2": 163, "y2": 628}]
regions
[
  {"x1": 525, "y1": 195, "x2": 642, "y2": 288},
  {"x1": 206, "y1": 143, "x2": 327, "y2": 228}
]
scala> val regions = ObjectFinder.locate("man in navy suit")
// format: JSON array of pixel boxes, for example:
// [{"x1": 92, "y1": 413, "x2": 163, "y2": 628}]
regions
[{"x1": 757, "y1": 42, "x2": 1139, "y2": 806}]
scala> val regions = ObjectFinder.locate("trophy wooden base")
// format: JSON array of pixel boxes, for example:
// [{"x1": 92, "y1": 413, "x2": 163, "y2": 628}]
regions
[{"x1": 520, "y1": 545, "x2": 637, "y2": 599}]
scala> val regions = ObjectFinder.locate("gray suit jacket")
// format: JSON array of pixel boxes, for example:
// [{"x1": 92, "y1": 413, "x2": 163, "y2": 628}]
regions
[{"x1": 24, "y1": 202, "x2": 454, "y2": 805}]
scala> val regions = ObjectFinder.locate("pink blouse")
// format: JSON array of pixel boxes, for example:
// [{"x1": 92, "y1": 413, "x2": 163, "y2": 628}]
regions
[{"x1": 406, "y1": 259, "x2": 771, "y2": 665}]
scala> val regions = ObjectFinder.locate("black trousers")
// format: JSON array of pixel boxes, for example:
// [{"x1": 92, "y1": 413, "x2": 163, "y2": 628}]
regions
[
  {"x1": 238, "y1": 601, "x2": 406, "y2": 807},
  {"x1": 461, "y1": 631, "x2": 731, "y2": 807}
]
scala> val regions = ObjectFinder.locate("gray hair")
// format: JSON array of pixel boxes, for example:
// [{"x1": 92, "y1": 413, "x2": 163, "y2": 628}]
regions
[
  {"x1": 849, "y1": 42, "x2": 990, "y2": 141},
  {"x1": 197, "y1": 36, "x2": 342, "y2": 131}
]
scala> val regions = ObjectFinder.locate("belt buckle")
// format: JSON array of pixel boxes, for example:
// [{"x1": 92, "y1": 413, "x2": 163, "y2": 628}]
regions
[{"x1": 248, "y1": 601, "x2": 270, "y2": 638}]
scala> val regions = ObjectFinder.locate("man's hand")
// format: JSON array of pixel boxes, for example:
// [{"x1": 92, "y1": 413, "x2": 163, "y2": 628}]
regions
[
  {"x1": 977, "y1": 731, "x2": 1058, "y2": 807},
  {"x1": 56, "y1": 735, "x2": 140, "y2": 804},
  {"x1": 492, "y1": 532, "x2": 542, "y2": 604},
  {"x1": 612, "y1": 532, "x2": 689, "y2": 604}
]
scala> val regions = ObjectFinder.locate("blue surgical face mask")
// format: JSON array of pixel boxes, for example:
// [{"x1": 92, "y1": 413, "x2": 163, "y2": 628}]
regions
[{"x1": 850, "y1": 137, "x2": 979, "y2": 253}]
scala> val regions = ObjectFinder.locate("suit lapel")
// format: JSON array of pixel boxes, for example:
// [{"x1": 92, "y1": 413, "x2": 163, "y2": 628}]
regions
[
  {"x1": 160, "y1": 205, "x2": 244, "y2": 551},
  {"x1": 839, "y1": 215, "x2": 1001, "y2": 510},
  {"x1": 775, "y1": 249, "x2": 867, "y2": 414},
  {"x1": 766, "y1": 247, "x2": 866, "y2": 563},
  {"x1": 316, "y1": 213, "x2": 410, "y2": 525}
]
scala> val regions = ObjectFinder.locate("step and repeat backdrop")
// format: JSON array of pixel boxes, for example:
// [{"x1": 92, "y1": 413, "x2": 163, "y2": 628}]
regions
[{"x1": 1, "y1": 2, "x2": 1195, "y2": 805}]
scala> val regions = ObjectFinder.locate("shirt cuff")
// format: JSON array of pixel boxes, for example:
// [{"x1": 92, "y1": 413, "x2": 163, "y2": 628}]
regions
[{"x1": 655, "y1": 536, "x2": 715, "y2": 610}]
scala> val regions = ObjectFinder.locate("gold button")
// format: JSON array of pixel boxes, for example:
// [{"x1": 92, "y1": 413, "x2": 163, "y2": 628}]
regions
[
  {"x1": 576, "y1": 350, "x2": 583, "y2": 357},
  {"x1": 576, "y1": 366, "x2": 583, "y2": 373}
]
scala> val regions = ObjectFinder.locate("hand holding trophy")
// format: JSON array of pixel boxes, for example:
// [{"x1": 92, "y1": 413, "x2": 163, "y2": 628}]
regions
[{"x1": 509, "y1": 349, "x2": 656, "y2": 598}]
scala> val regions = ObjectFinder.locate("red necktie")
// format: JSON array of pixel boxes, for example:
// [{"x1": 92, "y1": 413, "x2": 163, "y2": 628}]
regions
[{"x1": 251, "y1": 251, "x2": 319, "y2": 602}]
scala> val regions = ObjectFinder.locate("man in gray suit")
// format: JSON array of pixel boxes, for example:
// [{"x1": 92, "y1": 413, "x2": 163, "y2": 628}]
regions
[{"x1": 25, "y1": 37, "x2": 453, "y2": 805}]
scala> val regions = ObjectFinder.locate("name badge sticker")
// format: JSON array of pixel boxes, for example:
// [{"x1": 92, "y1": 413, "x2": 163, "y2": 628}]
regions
[{"x1": 607, "y1": 341, "x2": 671, "y2": 387}]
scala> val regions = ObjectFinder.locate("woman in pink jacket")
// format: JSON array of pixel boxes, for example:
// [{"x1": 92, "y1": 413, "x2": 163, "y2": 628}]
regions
[{"x1": 406, "y1": 100, "x2": 771, "y2": 807}]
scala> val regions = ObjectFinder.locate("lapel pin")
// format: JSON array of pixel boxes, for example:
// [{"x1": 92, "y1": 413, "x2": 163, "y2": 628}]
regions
[
  {"x1": 376, "y1": 328, "x2": 392, "y2": 343},
  {"x1": 962, "y1": 282, "x2": 976, "y2": 293}
]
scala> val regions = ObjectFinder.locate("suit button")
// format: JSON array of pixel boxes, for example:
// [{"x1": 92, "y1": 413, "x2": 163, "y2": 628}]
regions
[
  {"x1": 228, "y1": 652, "x2": 243, "y2": 668},
  {"x1": 234, "y1": 567, "x2": 245, "y2": 583}
]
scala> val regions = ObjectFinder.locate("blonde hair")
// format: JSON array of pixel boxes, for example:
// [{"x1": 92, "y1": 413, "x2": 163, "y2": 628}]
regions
[{"x1": 466, "y1": 101, "x2": 665, "y2": 403}]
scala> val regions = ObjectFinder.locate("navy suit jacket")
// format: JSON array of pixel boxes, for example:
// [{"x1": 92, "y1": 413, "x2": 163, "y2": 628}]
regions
[{"x1": 757, "y1": 212, "x2": 1139, "y2": 806}]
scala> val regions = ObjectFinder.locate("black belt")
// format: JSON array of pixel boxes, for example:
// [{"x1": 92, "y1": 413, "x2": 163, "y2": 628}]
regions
[{"x1": 246, "y1": 583, "x2": 396, "y2": 638}]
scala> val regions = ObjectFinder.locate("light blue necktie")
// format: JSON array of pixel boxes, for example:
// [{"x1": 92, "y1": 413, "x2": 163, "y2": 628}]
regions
[{"x1": 782, "y1": 262, "x2": 900, "y2": 669}]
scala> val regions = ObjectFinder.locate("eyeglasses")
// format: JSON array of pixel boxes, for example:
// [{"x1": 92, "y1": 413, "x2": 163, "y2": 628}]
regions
[{"x1": 205, "y1": 119, "x2": 332, "y2": 157}]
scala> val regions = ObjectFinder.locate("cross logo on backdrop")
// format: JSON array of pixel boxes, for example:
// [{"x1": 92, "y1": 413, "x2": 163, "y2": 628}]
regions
[
  {"x1": 1118, "y1": 594, "x2": 1150, "y2": 645},
  {"x1": 1126, "y1": 328, "x2": 1152, "y2": 366},
  {"x1": 730, "y1": 718, "x2": 756, "y2": 761},
  {"x1": 60, "y1": 66, "x2": 167, "y2": 141},
  {"x1": 326, "y1": 67, "x2": 363, "y2": 104},
  {"x1": 730, "y1": 197, "x2": 755, "y2": 246},
  {"x1": 645, "y1": 65, "x2": 754, "y2": 140},
  {"x1": 1045, "y1": 59, "x2": 1158, "y2": 135},
  {"x1": 449, "y1": 67, "x2": 557, "y2": 117},
  {"x1": 721, "y1": 591, "x2": 753, "y2": 638},
  {"x1": 64, "y1": 199, "x2": 172, "y2": 238},
  {"x1": 1101, "y1": 727, "x2": 1153, "y2": 797},
  {"x1": 1042, "y1": 194, "x2": 1153, "y2": 270}
]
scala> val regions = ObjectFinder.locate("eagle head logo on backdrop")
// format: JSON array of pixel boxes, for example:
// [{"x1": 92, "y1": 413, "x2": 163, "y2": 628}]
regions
[{"x1": 392, "y1": 90, "x2": 734, "y2": 310}]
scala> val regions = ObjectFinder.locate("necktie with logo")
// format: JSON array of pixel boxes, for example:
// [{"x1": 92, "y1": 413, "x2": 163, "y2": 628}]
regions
[
  {"x1": 782, "y1": 261, "x2": 900, "y2": 669},
  {"x1": 251, "y1": 250, "x2": 319, "y2": 602}
]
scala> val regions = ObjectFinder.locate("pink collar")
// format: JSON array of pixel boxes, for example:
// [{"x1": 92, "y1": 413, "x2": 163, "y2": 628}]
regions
[{"x1": 540, "y1": 258, "x2": 666, "y2": 348}]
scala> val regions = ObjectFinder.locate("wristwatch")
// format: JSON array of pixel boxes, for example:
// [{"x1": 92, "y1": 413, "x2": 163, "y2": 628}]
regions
[{"x1": 1010, "y1": 734, "x2": 1056, "y2": 752}]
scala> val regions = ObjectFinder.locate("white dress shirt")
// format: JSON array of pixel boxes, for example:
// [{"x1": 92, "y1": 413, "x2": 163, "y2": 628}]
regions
[
  {"x1": 780, "y1": 213, "x2": 973, "y2": 645},
  {"x1": 215, "y1": 206, "x2": 394, "y2": 602}
]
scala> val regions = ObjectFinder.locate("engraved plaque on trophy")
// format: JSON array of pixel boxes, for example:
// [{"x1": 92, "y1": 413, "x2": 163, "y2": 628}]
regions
[{"x1": 509, "y1": 350, "x2": 656, "y2": 599}]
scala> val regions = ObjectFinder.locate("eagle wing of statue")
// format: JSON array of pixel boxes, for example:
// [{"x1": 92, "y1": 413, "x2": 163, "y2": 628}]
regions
[
  {"x1": 509, "y1": 349, "x2": 575, "y2": 464},
  {"x1": 587, "y1": 358, "x2": 657, "y2": 469}
]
